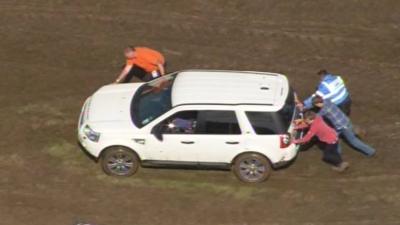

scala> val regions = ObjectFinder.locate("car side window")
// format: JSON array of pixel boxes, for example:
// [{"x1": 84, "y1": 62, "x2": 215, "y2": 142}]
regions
[
  {"x1": 159, "y1": 111, "x2": 198, "y2": 134},
  {"x1": 196, "y1": 111, "x2": 241, "y2": 135},
  {"x1": 246, "y1": 111, "x2": 284, "y2": 135}
]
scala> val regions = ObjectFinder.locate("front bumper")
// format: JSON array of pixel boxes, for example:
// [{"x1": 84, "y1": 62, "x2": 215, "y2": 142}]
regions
[
  {"x1": 77, "y1": 129, "x2": 102, "y2": 158},
  {"x1": 78, "y1": 97, "x2": 102, "y2": 158}
]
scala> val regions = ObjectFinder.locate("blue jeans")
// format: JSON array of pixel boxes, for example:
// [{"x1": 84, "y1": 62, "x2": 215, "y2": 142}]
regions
[{"x1": 339, "y1": 125, "x2": 376, "y2": 156}]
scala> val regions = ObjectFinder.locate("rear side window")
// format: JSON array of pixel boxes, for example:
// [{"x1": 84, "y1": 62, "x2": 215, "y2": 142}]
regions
[
  {"x1": 246, "y1": 88, "x2": 296, "y2": 135},
  {"x1": 246, "y1": 111, "x2": 285, "y2": 135},
  {"x1": 197, "y1": 111, "x2": 241, "y2": 134}
]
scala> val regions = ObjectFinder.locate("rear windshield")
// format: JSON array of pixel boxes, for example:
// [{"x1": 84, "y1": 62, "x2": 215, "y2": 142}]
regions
[
  {"x1": 246, "y1": 87, "x2": 296, "y2": 134},
  {"x1": 277, "y1": 87, "x2": 296, "y2": 130}
]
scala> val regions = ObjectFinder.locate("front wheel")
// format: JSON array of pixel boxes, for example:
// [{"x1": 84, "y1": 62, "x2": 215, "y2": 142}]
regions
[
  {"x1": 233, "y1": 153, "x2": 272, "y2": 183},
  {"x1": 101, "y1": 146, "x2": 140, "y2": 176}
]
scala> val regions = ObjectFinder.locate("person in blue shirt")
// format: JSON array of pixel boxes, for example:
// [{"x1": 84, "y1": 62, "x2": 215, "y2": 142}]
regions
[
  {"x1": 312, "y1": 96, "x2": 376, "y2": 157},
  {"x1": 303, "y1": 70, "x2": 352, "y2": 115}
]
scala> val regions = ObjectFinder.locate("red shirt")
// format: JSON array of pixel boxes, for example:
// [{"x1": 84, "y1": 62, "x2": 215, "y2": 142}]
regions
[
  {"x1": 126, "y1": 47, "x2": 165, "y2": 72},
  {"x1": 294, "y1": 116, "x2": 338, "y2": 144}
]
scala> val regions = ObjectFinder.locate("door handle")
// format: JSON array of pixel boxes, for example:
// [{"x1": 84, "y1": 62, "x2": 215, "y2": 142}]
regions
[
  {"x1": 132, "y1": 138, "x2": 146, "y2": 145},
  {"x1": 181, "y1": 141, "x2": 195, "y2": 144},
  {"x1": 225, "y1": 141, "x2": 239, "y2": 145}
]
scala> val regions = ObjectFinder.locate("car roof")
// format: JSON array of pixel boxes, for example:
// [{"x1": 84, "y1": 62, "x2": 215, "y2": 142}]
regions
[{"x1": 171, "y1": 70, "x2": 289, "y2": 109}]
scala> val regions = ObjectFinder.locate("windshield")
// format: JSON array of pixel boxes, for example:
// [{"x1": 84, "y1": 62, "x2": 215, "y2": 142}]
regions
[{"x1": 131, "y1": 73, "x2": 178, "y2": 128}]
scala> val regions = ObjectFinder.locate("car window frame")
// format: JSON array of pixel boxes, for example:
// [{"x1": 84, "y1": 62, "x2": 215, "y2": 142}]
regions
[
  {"x1": 196, "y1": 110, "x2": 242, "y2": 135},
  {"x1": 152, "y1": 109, "x2": 243, "y2": 135},
  {"x1": 245, "y1": 111, "x2": 283, "y2": 135},
  {"x1": 156, "y1": 110, "x2": 199, "y2": 135}
]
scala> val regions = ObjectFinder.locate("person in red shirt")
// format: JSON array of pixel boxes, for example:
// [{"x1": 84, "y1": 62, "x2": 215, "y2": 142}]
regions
[
  {"x1": 294, "y1": 110, "x2": 349, "y2": 172},
  {"x1": 114, "y1": 46, "x2": 166, "y2": 83}
]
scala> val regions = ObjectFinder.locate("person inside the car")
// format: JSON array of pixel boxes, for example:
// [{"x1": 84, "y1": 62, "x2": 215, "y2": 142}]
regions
[
  {"x1": 293, "y1": 110, "x2": 349, "y2": 172},
  {"x1": 168, "y1": 118, "x2": 196, "y2": 134},
  {"x1": 114, "y1": 46, "x2": 165, "y2": 83}
]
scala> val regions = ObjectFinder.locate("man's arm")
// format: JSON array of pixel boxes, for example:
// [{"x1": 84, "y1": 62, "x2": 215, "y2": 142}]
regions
[
  {"x1": 157, "y1": 63, "x2": 165, "y2": 76},
  {"x1": 114, "y1": 64, "x2": 133, "y2": 83},
  {"x1": 315, "y1": 82, "x2": 331, "y2": 98},
  {"x1": 294, "y1": 92, "x2": 304, "y2": 111},
  {"x1": 293, "y1": 123, "x2": 316, "y2": 144},
  {"x1": 303, "y1": 81, "x2": 331, "y2": 108},
  {"x1": 294, "y1": 119, "x2": 308, "y2": 130},
  {"x1": 303, "y1": 94, "x2": 315, "y2": 109}
]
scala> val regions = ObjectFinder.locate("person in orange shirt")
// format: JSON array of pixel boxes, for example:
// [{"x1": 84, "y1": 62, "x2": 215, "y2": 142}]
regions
[{"x1": 114, "y1": 46, "x2": 166, "y2": 83}]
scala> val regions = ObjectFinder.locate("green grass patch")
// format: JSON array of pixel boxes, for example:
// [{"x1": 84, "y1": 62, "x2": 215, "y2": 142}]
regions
[
  {"x1": 95, "y1": 173, "x2": 266, "y2": 200},
  {"x1": 44, "y1": 139, "x2": 267, "y2": 200},
  {"x1": 43, "y1": 139, "x2": 88, "y2": 172}
]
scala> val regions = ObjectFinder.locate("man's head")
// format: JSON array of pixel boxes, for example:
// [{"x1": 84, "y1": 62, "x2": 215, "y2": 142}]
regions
[
  {"x1": 317, "y1": 69, "x2": 328, "y2": 76},
  {"x1": 312, "y1": 95, "x2": 324, "y2": 108},
  {"x1": 124, "y1": 46, "x2": 136, "y2": 59},
  {"x1": 303, "y1": 110, "x2": 317, "y2": 124}
]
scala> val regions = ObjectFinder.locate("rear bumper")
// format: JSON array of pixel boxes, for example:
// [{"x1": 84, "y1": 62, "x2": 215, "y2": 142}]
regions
[
  {"x1": 272, "y1": 156, "x2": 296, "y2": 169},
  {"x1": 272, "y1": 144, "x2": 299, "y2": 169}
]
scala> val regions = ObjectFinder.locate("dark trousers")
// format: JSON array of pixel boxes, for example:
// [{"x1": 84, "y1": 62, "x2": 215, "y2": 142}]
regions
[
  {"x1": 337, "y1": 97, "x2": 352, "y2": 116},
  {"x1": 319, "y1": 142, "x2": 342, "y2": 166},
  {"x1": 122, "y1": 65, "x2": 147, "y2": 83},
  {"x1": 123, "y1": 63, "x2": 166, "y2": 83}
]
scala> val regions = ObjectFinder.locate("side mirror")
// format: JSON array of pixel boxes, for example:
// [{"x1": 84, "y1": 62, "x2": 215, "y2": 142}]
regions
[{"x1": 151, "y1": 125, "x2": 163, "y2": 141}]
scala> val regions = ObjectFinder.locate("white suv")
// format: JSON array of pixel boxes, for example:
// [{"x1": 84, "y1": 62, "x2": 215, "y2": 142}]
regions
[{"x1": 78, "y1": 70, "x2": 300, "y2": 183}]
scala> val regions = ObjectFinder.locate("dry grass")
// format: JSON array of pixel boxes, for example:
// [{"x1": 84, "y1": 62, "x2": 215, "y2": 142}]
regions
[
  {"x1": 43, "y1": 139, "x2": 267, "y2": 199},
  {"x1": 15, "y1": 102, "x2": 75, "y2": 129},
  {"x1": 95, "y1": 173, "x2": 266, "y2": 200},
  {"x1": 43, "y1": 139, "x2": 88, "y2": 173},
  {"x1": 0, "y1": 153, "x2": 26, "y2": 167}
]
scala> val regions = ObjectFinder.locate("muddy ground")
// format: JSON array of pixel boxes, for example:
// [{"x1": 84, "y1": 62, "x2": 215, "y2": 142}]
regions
[{"x1": 1, "y1": 0, "x2": 400, "y2": 225}]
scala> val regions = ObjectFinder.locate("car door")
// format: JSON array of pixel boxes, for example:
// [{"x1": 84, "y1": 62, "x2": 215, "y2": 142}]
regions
[
  {"x1": 145, "y1": 110, "x2": 244, "y2": 164},
  {"x1": 194, "y1": 110, "x2": 244, "y2": 164},
  {"x1": 145, "y1": 110, "x2": 200, "y2": 162}
]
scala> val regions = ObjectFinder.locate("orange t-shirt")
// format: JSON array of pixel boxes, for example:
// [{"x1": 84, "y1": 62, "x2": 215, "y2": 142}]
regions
[{"x1": 126, "y1": 47, "x2": 165, "y2": 72}]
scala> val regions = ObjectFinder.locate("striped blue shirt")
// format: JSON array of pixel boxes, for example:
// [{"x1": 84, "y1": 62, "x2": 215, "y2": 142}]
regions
[
  {"x1": 304, "y1": 74, "x2": 350, "y2": 108},
  {"x1": 318, "y1": 99, "x2": 350, "y2": 130}
]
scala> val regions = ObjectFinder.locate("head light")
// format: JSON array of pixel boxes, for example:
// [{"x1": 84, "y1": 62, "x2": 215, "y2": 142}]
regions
[{"x1": 83, "y1": 125, "x2": 101, "y2": 142}]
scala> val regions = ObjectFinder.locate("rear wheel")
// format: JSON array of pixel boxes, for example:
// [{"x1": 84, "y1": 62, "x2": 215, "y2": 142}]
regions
[
  {"x1": 233, "y1": 153, "x2": 271, "y2": 183},
  {"x1": 101, "y1": 146, "x2": 140, "y2": 176}
]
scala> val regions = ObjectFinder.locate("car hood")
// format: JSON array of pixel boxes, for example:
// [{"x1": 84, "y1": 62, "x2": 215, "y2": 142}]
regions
[{"x1": 87, "y1": 83, "x2": 143, "y2": 123}]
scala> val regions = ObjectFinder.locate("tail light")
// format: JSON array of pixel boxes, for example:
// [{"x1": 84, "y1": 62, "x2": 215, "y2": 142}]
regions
[{"x1": 280, "y1": 133, "x2": 291, "y2": 148}]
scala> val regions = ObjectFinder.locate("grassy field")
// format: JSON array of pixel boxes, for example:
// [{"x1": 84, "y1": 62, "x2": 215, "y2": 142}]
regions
[{"x1": 1, "y1": 0, "x2": 400, "y2": 224}]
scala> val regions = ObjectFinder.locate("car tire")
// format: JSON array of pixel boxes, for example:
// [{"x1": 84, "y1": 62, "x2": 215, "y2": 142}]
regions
[
  {"x1": 233, "y1": 153, "x2": 272, "y2": 183},
  {"x1": 101, "y1": 146, "x2": 140, "y2": 177}
]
